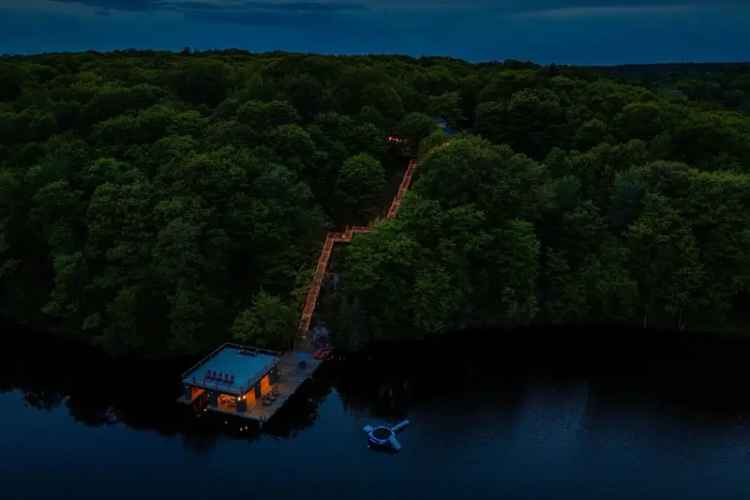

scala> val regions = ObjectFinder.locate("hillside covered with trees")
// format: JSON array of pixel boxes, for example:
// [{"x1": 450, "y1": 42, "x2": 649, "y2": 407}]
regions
[{"x1": 1, "y1": 51, "x2": 749, "y2": 355}]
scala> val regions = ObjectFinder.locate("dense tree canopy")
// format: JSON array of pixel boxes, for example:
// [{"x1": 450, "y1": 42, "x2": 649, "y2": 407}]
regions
[
  {"x1": 336, "y1": 154, "x2": 386, "y2": 221},
  {"x1": 0, "y1": 51, "x2": 749, "y2": 355}
]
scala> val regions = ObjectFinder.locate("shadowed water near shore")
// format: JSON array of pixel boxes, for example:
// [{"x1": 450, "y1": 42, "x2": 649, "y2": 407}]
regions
[{"x1": 3, "y1": 326, "x2": 750, "y2": 499}]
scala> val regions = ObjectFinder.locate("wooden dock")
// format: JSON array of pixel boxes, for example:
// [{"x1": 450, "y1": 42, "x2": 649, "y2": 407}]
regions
[{"x1": 242, "y1": 345, "x2": 322, "y2": 425}]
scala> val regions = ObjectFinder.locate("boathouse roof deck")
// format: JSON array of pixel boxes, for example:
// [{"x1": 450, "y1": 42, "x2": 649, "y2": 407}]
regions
[{"x1": 182, "y1": 343, "x2": 280, "y2": 396}]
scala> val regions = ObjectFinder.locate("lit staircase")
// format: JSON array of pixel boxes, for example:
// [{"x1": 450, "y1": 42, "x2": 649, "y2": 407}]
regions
[{"x1": 297, "y1": 158, "x2": 418, "y2": 337}]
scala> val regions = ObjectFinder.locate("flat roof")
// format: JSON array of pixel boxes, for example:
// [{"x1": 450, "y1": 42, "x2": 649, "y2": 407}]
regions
[{"x1": 182, "y1": 344, "x2": 280, "y2": 396}]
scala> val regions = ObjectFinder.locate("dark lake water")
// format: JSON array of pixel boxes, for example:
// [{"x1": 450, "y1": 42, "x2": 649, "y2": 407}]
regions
[{"x1": 3, "y1": 327, "x2": 750, "y2": 499}]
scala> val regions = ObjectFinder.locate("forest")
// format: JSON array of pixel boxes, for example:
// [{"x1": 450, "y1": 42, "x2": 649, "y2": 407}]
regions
[{"x1": 1, "y1": 50, "x2": 749, "y2": 355}]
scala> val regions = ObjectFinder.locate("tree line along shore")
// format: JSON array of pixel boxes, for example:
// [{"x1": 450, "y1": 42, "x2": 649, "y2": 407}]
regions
[{"x1": 1, "y1": 52, "x2": 749, "y2": 355}]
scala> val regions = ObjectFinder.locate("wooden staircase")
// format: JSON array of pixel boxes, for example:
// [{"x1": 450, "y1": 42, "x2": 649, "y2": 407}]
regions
[
  {"x1": 386, "y1": 159, "x2": 417, "y2": 219},
  {"x1": 297, "y1": 158, "x2": 418, "y2": 337}
]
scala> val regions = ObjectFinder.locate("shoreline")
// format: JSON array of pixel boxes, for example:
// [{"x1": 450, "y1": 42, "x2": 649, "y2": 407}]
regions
[{"x1": 5, "y1": 319, "x2": 750, "y2": 368}]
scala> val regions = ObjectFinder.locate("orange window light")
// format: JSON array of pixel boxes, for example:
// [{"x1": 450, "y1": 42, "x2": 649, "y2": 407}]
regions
[
  {"x1": 260, "y1": 375, "x2": 271, "y2": 396},
  {"x1": 244, "y1": 389, "x2": 256, "y2": 407}
]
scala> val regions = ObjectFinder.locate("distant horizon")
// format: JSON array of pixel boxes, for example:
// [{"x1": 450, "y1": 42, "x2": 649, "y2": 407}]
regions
[
  {"x1": 2, "y1": 0, "x2": 748, "y2": 65},
  {"x1": 2, "y1": 47, "x2": 749, "y2": 69}
]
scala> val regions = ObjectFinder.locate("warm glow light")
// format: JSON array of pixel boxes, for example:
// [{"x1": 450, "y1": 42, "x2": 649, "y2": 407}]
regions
[{"x1": 260, "y1": 375, "x2": 271, "y2": 396}]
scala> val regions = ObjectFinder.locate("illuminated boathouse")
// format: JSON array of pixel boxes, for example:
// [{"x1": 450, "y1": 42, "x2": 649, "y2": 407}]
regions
[
  {"x1": 180, "y1": 344, "x2": 281, "y2": 420},
  {"x1": 179, "y1": 343, "x2": 322, "y2": 425}
]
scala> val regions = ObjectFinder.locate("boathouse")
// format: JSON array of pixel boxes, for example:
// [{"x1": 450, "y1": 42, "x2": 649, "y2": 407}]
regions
[{"x1": 180, "y1": 344, "x2": 281, "y2": 417}]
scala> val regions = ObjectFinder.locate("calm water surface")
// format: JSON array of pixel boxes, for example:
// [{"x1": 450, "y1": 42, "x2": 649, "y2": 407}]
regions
[{"x1": 2, "y1": 329, "x2": 750, "y2": 499}]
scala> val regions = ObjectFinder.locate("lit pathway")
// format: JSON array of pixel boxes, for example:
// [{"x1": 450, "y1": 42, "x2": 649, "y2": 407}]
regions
[{"x1": 297, "y1": 158, "x2": 418, "y2": 337}]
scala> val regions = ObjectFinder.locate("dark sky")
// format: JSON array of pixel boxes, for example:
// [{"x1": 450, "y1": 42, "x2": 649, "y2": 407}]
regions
[{"x1": 1, "y1": 0, "x2": 748, "y2": 64}]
